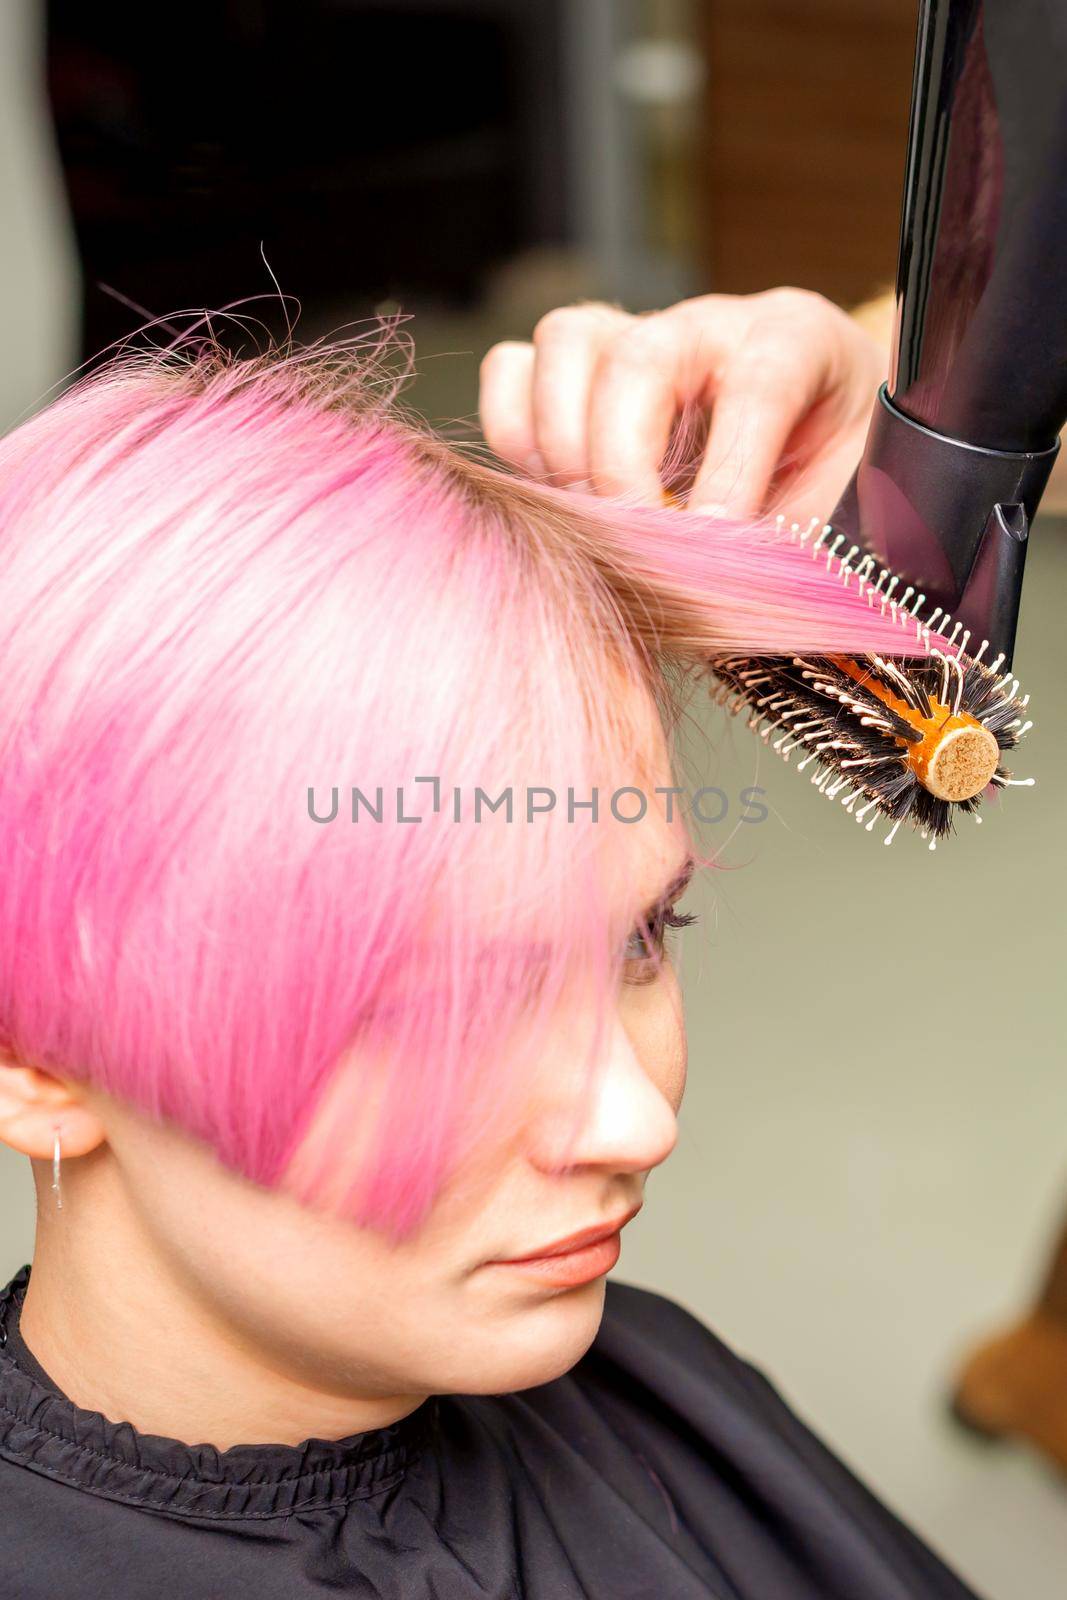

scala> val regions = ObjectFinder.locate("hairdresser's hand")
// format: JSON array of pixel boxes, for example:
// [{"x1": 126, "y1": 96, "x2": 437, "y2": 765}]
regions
[{"x1": 478, "y1": 288, "x2": 887, "y2": 520}]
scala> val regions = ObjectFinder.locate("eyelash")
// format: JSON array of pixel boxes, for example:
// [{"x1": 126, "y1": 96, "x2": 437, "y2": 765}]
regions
[{"x1": 622, "y1": 906, "x2": 698, "y2": 984}]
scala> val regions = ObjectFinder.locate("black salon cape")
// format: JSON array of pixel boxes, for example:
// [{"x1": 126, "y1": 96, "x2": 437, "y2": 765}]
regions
[{"x1": 0, "y1": 1264, "x2": 985, "y2": 1600}]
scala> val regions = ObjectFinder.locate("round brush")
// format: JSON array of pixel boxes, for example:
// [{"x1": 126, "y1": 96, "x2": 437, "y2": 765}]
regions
[{"x1": 706, "y1": 517, "x2": 1033, "y2": 849}]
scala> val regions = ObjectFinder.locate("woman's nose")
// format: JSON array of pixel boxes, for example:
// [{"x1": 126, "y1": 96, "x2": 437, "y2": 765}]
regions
[{"x1": 527, "y1": 1013, "x2": 679, "y2": 1178}]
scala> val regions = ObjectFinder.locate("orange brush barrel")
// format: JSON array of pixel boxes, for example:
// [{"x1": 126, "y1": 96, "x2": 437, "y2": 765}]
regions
[{"x1": 831, "y1": 657, "x2": 1001, "y2": 803}]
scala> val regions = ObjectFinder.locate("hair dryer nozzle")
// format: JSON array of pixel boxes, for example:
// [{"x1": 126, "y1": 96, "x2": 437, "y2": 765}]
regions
[{"x1": 831, "y1": 385, "x2": 1059, "y2": 666}]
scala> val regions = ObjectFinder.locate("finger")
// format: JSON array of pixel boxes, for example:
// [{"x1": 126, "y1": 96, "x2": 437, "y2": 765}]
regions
[
  {"x1": 478, "y1": 341, "x2": 544, "y2": 476},
  {"x1": 587, "y1": 315, "x2": 711, "y2": 503},
  {"x1": 530, "y1": 305, "x2": 629, "y2": 486},
  {"x1": 687, "y1": 339, "x2": 830, "y2": 517}
]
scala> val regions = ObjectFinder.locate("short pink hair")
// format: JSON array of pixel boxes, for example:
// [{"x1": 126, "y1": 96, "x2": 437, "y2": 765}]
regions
[{"x1": 0, "y1": 336, "x2": 936, "y2": 1236}]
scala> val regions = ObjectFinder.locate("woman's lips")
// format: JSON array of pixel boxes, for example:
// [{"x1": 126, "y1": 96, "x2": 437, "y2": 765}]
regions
[
  {"x1": 484, "y1": 1230, "x2": 624, "y2": 1287},
  {"x1": 483, "y1": 1205, "x2": 640, "y2": 1287}
]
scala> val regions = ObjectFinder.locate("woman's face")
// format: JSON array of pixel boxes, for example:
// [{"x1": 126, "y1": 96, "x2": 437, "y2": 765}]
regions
[{"x1": 61, "y1": 685, "x2": 693, "y2": 1408}]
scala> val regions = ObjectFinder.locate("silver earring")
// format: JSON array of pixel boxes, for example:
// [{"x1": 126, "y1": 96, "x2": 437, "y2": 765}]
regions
[{"x1": 51, "y1": 1124, "x2": 63, "y2": 1211}]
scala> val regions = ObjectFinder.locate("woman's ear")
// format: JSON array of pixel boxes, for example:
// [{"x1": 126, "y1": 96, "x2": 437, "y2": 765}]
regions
[{"x1": 0, "y1": 1054, "x2": 107, "y2": 1160}]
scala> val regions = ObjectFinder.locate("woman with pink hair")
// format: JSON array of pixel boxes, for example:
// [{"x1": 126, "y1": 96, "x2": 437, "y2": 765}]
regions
[{"x1": 0, "y1": 302, "x2": 982, "y2": 1598}]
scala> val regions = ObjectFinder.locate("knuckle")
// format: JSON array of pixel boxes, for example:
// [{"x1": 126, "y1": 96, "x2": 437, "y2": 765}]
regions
[
  {"x1": 602, "y1": 313, "x2": 677, "y2": 372},
  {"x1": 731, "y1": 337, "x2": 798, "y2": 387},
  {"x1": 478, "y1": 340, "x2": 526, "y2": 381},
  {"x1": 531, "y1": 302, "x2": 615, "y2": 348},
  {"x1": 532, "y1": 307, "x2": 578, "y2": 346},
  {"x1": 760, "y1": 284, "x2": 816, "y2": 309},
  {"x1": 760, "y1": 286, "x2": 835, "y2": 325}
]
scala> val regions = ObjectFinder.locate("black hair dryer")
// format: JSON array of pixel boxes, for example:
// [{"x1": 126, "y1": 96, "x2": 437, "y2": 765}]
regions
[{"x1": 830, "y1": 0, "x2": 1067, "y2": 669}]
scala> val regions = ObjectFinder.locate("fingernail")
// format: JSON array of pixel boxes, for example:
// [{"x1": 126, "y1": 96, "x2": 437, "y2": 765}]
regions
[
  {"x1": 524, "y1": 450, "x2": 548, "y2": 478},
  {"x1": 691, "y1": 501, "x2": 731, "y2": 518}
]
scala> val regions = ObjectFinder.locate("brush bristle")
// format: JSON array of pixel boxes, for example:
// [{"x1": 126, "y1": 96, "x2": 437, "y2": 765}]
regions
[{"x1": 708, "y1": 649, "x2": 1033, "y2": 846}]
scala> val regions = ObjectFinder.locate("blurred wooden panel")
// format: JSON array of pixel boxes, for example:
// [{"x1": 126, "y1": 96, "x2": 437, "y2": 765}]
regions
[{"x1": 699, "y1": 0, "x2": 918, "y2": 306}]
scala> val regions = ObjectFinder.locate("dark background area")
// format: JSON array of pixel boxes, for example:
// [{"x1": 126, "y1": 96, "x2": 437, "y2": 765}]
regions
[
  {"x1": 42, "y1": 0, "x2": 922, "y2": 388},
  {"x1": 47, "y1": 0, "x2": 570, "y2": 361}
]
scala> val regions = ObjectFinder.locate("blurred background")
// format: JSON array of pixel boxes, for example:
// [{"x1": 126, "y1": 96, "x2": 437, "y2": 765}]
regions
[{"x1": 1, "y1": 2, "x2": 1065, "y2": 1596}]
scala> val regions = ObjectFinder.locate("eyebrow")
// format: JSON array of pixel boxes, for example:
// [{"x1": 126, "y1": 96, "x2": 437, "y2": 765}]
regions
[{"x1": 638, "y1": 853, "x2": 696, "y2": 924}]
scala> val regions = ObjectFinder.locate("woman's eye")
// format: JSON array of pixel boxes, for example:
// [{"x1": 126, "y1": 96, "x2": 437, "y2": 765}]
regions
[
  {"x1": 624, "y1": 926, "x2": 656, "y2": 961},
  {"x1": 622, "y1": 907, "x2": 698, "y2": 983}
]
